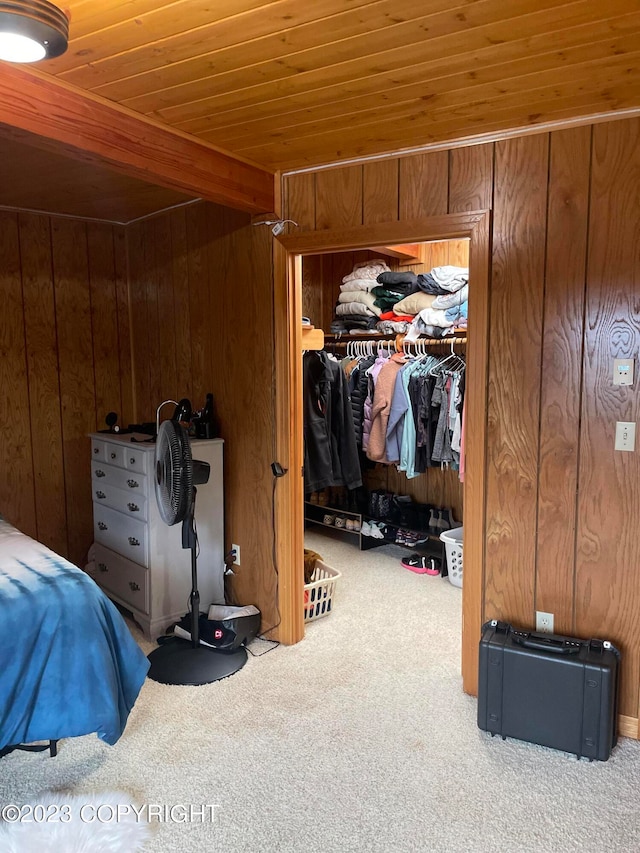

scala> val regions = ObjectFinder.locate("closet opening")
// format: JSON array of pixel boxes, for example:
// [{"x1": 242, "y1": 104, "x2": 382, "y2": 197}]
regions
[{"x1": 274, "y1": 212, "x2": 490, "y2": 695}]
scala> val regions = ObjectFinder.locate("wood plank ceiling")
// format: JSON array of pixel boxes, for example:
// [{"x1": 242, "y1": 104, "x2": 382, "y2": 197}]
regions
[{"x1": 37, "y1": 0, "x2": 640, "y2": 171}]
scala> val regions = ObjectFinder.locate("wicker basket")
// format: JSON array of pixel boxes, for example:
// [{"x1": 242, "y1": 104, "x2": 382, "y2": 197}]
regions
[{"x1": 304, "y1": 560, "x2": 341, "y2": 622}]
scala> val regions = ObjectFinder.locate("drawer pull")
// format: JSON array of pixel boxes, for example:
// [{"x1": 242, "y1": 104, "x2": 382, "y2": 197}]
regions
[
  {"x1": 95, "y1": 490, "x2": 106, "y2": 499},
  {"x1": 98, "y1": 562, "x2": 108, "y2": 572},
  {"x1": 93, "y1": 447, "x2": 100, "y2": 454},
  {"x1": 110, "y1": 452, "x2": 116, "y2": 459},
  {"x1": 127, "y1": 479, "x2": 139, "y2": 489},
  {"x1": 129, "y1": 457, "x2": 136, "y2": 465},
  {"x1": 95, "y1": 469, "x2": 106, "y2": 478},
  {"x1": 127, "y1": 502, "x2": 140, "y2": 512},
  {"x1": 128, "y1": 536, "x2": 140, "y2": 547},
  {"x1": 98, "y1": 521, "x2": 108, "y2": 531},
  {"x1": 129, "y1": 581, "x2": 140, "y2": 592}
]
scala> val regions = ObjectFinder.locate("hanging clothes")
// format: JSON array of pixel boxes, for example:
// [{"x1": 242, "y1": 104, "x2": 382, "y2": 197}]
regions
[
  {"x1": 367, "y1": 354, "x2": 405, "y2": 463},
  {"x1": 303, "y1": 351, "x2": 362, "y2": 494}
]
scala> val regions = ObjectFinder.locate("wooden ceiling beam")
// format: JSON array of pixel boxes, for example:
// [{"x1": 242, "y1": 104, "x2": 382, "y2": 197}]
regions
[{"x1": 0, "y1": 64, "x2": 274, "y2": 214}]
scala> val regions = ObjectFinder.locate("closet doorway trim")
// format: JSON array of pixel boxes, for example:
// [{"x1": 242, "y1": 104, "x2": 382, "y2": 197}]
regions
[{"x1": 275, "y1": 211, "x2": 491, "y2": 696}]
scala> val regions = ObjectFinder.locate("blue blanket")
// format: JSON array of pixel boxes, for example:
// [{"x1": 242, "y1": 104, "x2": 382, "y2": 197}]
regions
[{"x1": 0, "y1": 520, "x2": 149, "y2": 750}]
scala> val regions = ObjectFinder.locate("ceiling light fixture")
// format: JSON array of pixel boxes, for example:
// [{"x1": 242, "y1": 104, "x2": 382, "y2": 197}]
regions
[{"x1": 0, "y1": 0, "x2": 69, "y2": 63}]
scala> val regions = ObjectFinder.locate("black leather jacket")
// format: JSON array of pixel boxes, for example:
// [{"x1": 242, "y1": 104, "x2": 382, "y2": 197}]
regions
[{"x1": 303, "y1": 352, "x2": 362, "y2": 493}]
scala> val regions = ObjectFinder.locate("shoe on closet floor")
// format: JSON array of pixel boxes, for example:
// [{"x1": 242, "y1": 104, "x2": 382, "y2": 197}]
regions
[
  {"x1": 395, "y1": 529, "x2": 408, "y2": 546},
  {"x1": 426, "y1": 557, "x2": 442, "y2": 576},
  {"x1": 401, "y1": 555, "x2": 441, "y2": 575},
  {"x1": 412, "y1": 531, "x2": 431, "y2": 546},
  {"x1": 360, "y1": 521, "x2": 372, "y2": 536},
  {"x1": 401, "y1": 555, "x2": 431, "y2": 574},
  {"x1": 369, "y1": 521, "x2": 386, "y2": 539}
]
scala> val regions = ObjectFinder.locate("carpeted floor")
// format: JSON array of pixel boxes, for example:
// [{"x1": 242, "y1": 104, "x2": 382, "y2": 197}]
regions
[{"x1": 1, "y1": 528, "x2": 639, "y2": 852}]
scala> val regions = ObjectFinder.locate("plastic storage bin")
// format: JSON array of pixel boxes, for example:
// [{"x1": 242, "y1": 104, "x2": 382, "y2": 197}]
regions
[
  {"x1": 440, "y1": 527, "x2": 463, "y2": 588},
  {"x1": 304, "y1": 560, "x2": 341, "y2": 622}
]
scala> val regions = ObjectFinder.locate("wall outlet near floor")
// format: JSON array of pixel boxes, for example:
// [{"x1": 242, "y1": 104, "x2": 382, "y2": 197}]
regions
[
  {"x1": 536, "y1": 611, "x2": 554, "y2": 634},
  {"x1": 231, "y1": 543, "x2": 241, "y2": 566}
]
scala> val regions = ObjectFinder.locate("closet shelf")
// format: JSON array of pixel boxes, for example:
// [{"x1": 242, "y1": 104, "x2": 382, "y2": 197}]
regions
[{"x1": 368, "y1": 243, "x2": 421, "y2": 263}]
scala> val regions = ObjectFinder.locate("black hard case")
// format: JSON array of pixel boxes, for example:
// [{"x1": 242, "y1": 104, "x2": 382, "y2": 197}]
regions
[{"x1": 478, "y1": 620, "x2": 620, "y2": 760}]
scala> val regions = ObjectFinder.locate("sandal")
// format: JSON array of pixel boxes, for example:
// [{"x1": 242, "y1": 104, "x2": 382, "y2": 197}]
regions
[{"x1": 401, "y1": 555, "x2": 441, "y2": 575}]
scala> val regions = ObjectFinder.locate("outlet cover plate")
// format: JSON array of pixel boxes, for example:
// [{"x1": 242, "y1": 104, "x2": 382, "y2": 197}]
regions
[{"x1": 536, "y1": 611, "x2": 554, "y2": 633}]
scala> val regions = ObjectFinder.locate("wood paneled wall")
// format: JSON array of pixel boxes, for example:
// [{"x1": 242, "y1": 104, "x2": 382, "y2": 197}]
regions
[
  {"x1": 284, "y1": 117, "x2": 640, "y2": 723},
  {"x1": 126, "y1": 202, "x2": 278, "y2": 630},
  {"x1": 0, "y1": 212, "x2": 130, "y2": 567}
]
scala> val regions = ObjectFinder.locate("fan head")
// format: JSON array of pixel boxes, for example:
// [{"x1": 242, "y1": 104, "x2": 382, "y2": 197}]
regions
[{"x1": 155, "y1": 420, "x2": 193, "y2": 525}]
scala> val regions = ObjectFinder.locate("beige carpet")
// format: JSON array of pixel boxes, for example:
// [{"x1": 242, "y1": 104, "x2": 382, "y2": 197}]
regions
[{"x1": 1, "y1": 528, "x2": 639, "y2": 852}]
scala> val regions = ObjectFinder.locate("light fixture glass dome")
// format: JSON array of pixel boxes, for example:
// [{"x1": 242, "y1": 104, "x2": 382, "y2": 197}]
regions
[
  {"x1": 0, "y1": 1, "x2": 69, "y2": 63},
  {"x1": 0, "y1": 32, "x2": 47, "y2": 63}
]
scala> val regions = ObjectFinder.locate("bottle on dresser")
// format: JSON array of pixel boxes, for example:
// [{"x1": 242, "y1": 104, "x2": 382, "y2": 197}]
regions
[{"x1": 195, "y1": 393, "x2": 220, "y2": 439}]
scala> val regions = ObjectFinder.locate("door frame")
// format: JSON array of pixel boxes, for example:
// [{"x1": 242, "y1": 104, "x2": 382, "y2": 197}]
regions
[{"x1": 273, "y1": 211, "x2": 491, "y2": 695}]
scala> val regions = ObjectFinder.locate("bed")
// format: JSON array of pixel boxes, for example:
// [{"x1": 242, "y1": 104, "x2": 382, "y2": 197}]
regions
[{"x1": 0, "y1": 517, "x2": 149, "y2": 753}]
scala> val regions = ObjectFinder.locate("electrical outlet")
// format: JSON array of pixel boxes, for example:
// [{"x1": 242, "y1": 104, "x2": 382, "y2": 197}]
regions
[
  {"x1": 231, "y1": 543, "x2": 240, "y2": 566},
  {"x1": 536, "y1": 611, "x2": 554, "y2": 634}
]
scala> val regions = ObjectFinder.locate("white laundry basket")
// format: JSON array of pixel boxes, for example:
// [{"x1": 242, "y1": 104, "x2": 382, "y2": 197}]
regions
[
  {"x1": 304, "y1": 560, "x2": 342, "y2": 622},
  {"x1": 440, "y1": 527, "x2": 463, "y2": 588}
]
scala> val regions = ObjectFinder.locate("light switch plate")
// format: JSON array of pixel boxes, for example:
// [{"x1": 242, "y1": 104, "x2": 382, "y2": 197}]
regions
[
  {"x1": 613, "y1": 358, "x2": 634, "y2": 386},
  {"x1": 615, "y1": 421, "x2": 636, "y2": 452}
]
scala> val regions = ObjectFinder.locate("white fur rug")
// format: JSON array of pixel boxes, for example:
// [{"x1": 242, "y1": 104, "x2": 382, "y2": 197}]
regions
[{"x1": 0, "y1": 791, "x2": 150, "y2": 852}]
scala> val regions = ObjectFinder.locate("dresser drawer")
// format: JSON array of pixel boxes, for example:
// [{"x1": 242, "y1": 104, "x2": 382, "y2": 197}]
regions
[
  {"x1": 91, "y1": 438, "x2": 106, "y2": 462},
  {"x1": 93, "y1": 544, "x2": 149, "y2": 615},
  {"x1": 92, "y1": 482, "x2": 148, "y2": 522},
  {"x1": 125, "y1": 446, "x2": 148, "y2": 475},
  {"x1": 104, "y1": 443, "x2": 126, "y2": 468},
  {"x1": 92, "y1": 461, "x2": 146, "y2": 497},
  {"x1": 93, "y1": 504, "x2": 149, "y2": 566}
]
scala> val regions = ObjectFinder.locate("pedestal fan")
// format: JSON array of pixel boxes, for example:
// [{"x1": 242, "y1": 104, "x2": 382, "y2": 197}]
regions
[{"x1": 147, "y1": 418, "x2": 248, "y2": 685}]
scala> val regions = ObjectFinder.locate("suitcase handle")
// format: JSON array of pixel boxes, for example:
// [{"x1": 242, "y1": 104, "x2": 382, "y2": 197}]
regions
[{"x1": 512, "y1": 632, "x2": 580, "y2": 655}]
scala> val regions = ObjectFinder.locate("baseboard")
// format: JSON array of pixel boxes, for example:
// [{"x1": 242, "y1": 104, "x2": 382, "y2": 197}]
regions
[{"x1": 618, "y1": 715, "x2": 639, "y2": 739}]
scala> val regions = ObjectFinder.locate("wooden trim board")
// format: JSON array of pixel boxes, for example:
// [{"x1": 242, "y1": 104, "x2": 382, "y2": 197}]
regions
[
  {"x1": 618, "y1": 715, "x2": 640, "y2": 740},
  {"x1": 276, "y1": 212, "x2": 491, "y2": 697}
]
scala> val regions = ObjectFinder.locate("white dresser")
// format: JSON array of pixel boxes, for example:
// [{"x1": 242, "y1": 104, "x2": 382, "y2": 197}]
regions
[{"x1": 88, "y1": 432, "x2": 225, "y2": 639}]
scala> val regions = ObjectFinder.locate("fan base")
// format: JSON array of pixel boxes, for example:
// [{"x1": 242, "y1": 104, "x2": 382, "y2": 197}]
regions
[{"x1": 147, "y1": 637, "x2": 248, "y2": 685}]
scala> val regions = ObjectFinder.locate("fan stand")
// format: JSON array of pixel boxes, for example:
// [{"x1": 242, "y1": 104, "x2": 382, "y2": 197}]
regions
[{"x1": 147, "y1": 487, "x2": 248, "y2": 685}]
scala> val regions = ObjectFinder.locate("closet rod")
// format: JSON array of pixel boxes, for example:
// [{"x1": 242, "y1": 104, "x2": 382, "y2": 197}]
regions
[{"x1": 324, "y1": 334, "x2": 467, "y2": 351}]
